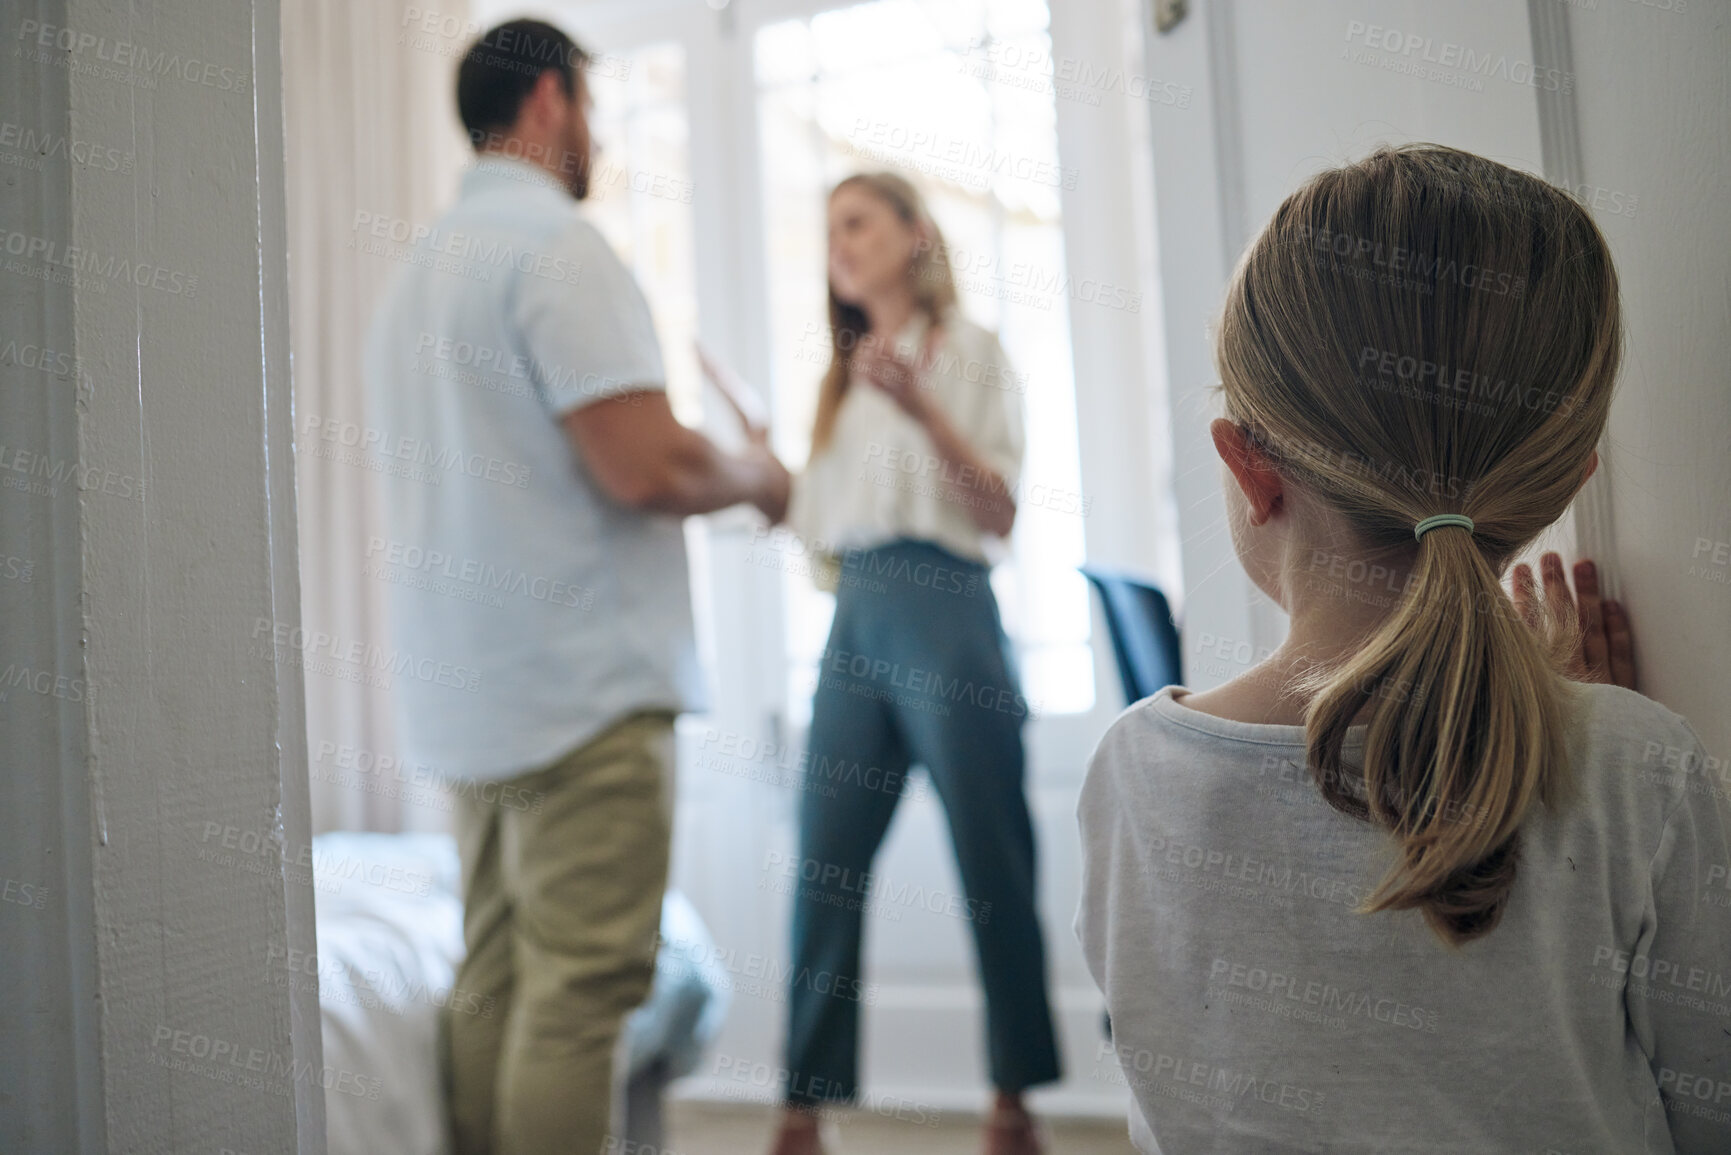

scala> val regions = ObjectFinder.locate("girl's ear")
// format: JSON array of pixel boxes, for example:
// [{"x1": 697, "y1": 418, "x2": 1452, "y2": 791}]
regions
[{"x1": 1210, "y1": 417, "x2": 1285, "y2": 526}]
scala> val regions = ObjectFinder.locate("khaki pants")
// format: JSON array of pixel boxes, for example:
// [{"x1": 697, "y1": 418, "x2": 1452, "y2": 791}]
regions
[{"x1": 444, "y1": 711, "x2": 675, "y2": 1155}]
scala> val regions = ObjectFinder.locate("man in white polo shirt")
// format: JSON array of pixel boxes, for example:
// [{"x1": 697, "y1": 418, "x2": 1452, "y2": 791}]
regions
[{"x1": 362, "y1": 19, "x2": 789, "y2": 1155}]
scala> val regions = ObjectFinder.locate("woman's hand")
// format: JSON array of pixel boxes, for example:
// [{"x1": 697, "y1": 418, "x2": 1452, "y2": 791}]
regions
[
  {"x1": 1511, "y1": 553, "x2": 1636, "y2": 690},
  {"x1": 746, "y1": 436, "x2": 791, "y2": 525},
  {"x1": 856, "y1": 335, "x2": 934, "y2": 421},
  {"x1": 856, "y1": 325, "x2": 1016, "y2": 537},
  {"x1": 695, "y1": 340, "x2": 772, "y2": 440}
]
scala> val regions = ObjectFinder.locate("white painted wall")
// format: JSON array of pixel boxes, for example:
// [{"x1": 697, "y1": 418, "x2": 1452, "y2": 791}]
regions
[
  {"x1": 1147, "y1": 0, "x2": 1560, "y2": 684},
  {"x1": 1565, "y1": 0, "x2": 1731, "y2": 756},
  {"x1": 1, "y1": 4, "x2": 102, "y2": 1148},
  {"x1": 1148, "y1": 0, "x2": 1728, "y2": 746},
  {"x1": 0, "y1": 1, "x2": 322, "y2": 1150}
]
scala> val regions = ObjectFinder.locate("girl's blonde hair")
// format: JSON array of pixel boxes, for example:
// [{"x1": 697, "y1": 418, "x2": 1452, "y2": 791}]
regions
[
  {"x1": 1216, "y1": 144, "x2": 1621, "y2": 946},
  {"x1": 811, "y1": 172, "x2": 958, "y2": 453}
]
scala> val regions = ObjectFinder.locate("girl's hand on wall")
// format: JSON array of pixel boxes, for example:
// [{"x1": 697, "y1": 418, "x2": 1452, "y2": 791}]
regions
[{"x1": 1512, "y1": 553, "x2": 1637, "y2": 691}]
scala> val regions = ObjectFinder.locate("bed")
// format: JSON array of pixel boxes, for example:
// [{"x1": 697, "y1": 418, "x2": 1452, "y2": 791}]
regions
[{"x1": 308, "y1": 831, "x2": 727, "y2": 1155}]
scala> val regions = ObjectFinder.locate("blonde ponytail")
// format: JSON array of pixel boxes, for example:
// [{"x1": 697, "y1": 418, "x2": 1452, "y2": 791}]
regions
[
  {"x1": 1218, "y1": 145, "x2": 1621, "y2": 945},
  {"x1": 1295, "y1": 525, "x2": 1576, "y2": 942}
]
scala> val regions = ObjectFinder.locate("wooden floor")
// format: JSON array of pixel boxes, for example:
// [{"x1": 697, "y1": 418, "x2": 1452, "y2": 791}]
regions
[{"x1": 664, "y1": 1101, "x2": 1135, "y2": 1155}]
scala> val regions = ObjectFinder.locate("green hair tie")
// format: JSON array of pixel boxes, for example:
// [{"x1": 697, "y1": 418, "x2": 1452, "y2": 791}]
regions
[{"x1": 1414, "y1": 513, "x2": 1475, "y2": 541}]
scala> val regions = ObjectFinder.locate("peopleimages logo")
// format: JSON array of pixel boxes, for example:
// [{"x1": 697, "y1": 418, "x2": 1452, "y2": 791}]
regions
[
  {"x1": 1291, "y1": 225, "x2": 1526, "y2": 299},
  {"x1": 1206, "y1": 957, "x2": 1440, "y2": 1032},
  {"x1": 1342, "y1": 21, "x2": 1573, "y2": 94},
  {"x1": 350, "y1": 210, "x2": 584, "y2": 285},
  {"x1": 0, "y1": 337, "x2": 91, "y2": 383},
  {"x1": 412, "y1": 331, "x2": 644, "y2": 406},
  {"x1": 1591, "y1": 945, "x2": 1731, "y2": 999},
  {"x1": 364, "y1": 536, "x2": 595, "y2": 612},
  {"x1": 0, "y1": 228, "x2": 198, "y2": 297},
  {"x1": 0, "y1": 662, "x2": 84, "y2": 703},
  {"x1": 15, "y1": 20, "x2": 250, "y2": 94},
  {"x1": 848, "y1": 119, "x2": 1079, "y2": 191},
  {"x1": 915, "y1": 238, "x2": 1143, "y2": 313},
  {"x1": 150, "y1": 1026, "x2": 381, "y2": 1100},
  {"x1": 958, "y1": 38, "x2": 1193, "y2": 109},
  {"x1": 313, "y1": 740, "x2": 545, "y2": 813},
  {"x1": 0, "y1": 119, "x2": 134, "y2": 172},
  {"x1": 252, "y1": 618, "x2": 483, "y2": 693},
  {"x1": 819, "y1": 645, "x2": 1030, "y2": 719},
  {"x1": 0, "y1": 442, "x2": 146, "y2": 502},
  {"x1": 760, "y1": 850, "x2": 992, "y2": 924},
  {"x1": 302, "y1": 415, "x2": 532, "y2": 489}
]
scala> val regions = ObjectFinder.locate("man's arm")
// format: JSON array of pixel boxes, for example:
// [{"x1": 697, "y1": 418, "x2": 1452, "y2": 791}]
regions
[{"x1": 562, "y1": 390, "x2": 789, "y2": 521}]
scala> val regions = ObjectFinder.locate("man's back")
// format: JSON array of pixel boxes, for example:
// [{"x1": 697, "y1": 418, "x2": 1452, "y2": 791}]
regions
[{"x1": 362, "y1": 156, "x2": 702, "y2": 782}]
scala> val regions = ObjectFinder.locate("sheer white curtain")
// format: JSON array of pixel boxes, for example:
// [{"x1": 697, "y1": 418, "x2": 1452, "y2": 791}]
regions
[{"x1": 282, "y1": 0, "x2": 472, "y2": 833}]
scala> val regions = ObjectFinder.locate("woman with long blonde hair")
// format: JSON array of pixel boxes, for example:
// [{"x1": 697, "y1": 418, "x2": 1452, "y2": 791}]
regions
[
  {"x1": 767, "y1": 172, "x2": 1060, "y2": 1154},
  {"x1": 1078, "y1": 144, "x2": 1730, "y2": 1153}
]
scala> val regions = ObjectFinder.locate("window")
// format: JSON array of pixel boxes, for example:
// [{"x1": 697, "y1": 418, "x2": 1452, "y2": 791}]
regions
[
  {"x1": 583, "y1": 44, "x2": 701, "y2": 421},
  {"x1": 582, "y1": 43, "x2": 722, "y2": 678}
]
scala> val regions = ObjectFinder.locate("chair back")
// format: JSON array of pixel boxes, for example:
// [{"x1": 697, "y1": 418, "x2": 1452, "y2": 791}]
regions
[{"x1": 1080, "y1": 566, "x2": 1182, "y2": 706}]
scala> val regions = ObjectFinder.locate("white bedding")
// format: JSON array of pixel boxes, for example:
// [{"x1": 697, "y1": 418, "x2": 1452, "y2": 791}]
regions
[
  {"x1": 312, "y1": 831, "x2": 464, "y2": 1155},
  {"x1": 308, "y1": 832, "x2": 728, "y2": 1155}
]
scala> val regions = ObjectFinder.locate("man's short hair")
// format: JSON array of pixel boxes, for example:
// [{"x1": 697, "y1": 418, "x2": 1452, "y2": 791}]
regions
[{"x1": 456, "y1": 19, "x2": 589, "y2": 145}]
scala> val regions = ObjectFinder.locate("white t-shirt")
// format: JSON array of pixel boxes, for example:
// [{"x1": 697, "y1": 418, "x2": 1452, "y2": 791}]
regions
[
  {"x1": 361, "y1": 157, "x2": 705, "y2": 782},
  {"x1": 1077, "y1": 682, "x2": 1731, "y2": 1154},
  {"x1": 787, "y1": 311, "x2": 1024, "y2": 565}
]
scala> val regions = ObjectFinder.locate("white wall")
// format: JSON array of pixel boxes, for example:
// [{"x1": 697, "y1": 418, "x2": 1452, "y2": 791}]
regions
[
  {"x1": 1567, "y1": 0, "x2": 1731, "y2": 755},
  {"x1": 0, "y1": 3, "x2": 102, "y2": 1146},
  {"x1": 1148, "y1": 0, "x2": 1728, "y2": 744},
  {"x1": 0, "y1": 1, "x2": 322, "y2": 1150},
  {"x1": 1146, "y1": 0, "x2": 1594, "y2": 684}
]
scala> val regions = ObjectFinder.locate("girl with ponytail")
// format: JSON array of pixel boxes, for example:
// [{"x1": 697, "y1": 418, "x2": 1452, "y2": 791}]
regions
[{"x1": 1076, "y1": 144, "x2": 1730, "y2": 1154}]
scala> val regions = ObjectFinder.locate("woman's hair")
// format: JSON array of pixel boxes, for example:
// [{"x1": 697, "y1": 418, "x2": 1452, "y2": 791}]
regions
[
  {"x1": 810, "y1": 172, "x2": 958, "y2": 453},
  {"x1": 1216, "y1": 143, "x2": 1622, "y2": 946}
]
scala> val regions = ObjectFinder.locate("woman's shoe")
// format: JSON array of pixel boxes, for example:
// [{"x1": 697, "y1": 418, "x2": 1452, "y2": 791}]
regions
[
  {"x1": 768, "y1": 1106, "x2": 830, "y2": 1155},
  {"x1": 980, "y1": 1101, "x2": 1044, "y2": 1155}
]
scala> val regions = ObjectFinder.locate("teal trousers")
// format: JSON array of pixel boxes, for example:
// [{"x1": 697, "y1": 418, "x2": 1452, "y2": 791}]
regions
[{"x1": 782, "y1": 539, "x2": 1061, "y2": 1104}]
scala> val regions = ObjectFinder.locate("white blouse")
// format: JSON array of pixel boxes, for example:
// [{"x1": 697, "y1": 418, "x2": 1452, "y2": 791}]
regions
[{"x1": 787, "y1": 311, "x2": 1026, "y2": 569}]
